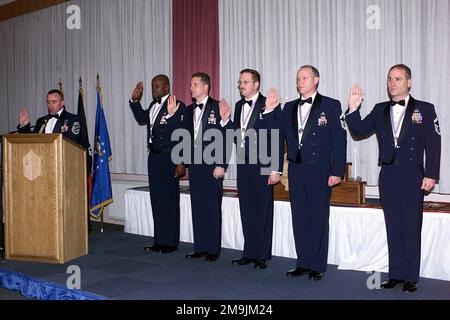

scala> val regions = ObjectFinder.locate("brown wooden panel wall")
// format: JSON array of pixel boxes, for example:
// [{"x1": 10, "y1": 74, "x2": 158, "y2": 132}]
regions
[{"x1": 0, "y1": 0, "x2": 68, "y2": 22}]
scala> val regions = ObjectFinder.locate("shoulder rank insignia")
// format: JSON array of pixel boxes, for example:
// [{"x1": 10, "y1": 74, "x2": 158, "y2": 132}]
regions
[
  {"x1": 434, "y1": 117, "x2": 441, "y2": 136},
  {"x1": 71, "y1": 121, "x2": 80, "y2": 135}
]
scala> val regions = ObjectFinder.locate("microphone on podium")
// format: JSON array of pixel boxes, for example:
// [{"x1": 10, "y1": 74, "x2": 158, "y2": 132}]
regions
[{"x1": 0, "y1": 125, "x2": 37, "y2": 139}]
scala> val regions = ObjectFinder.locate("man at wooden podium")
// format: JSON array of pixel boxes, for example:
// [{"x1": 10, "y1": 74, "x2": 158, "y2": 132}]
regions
[{"x1": 15, "y1": 89, "x2": 92, "y2": 232}]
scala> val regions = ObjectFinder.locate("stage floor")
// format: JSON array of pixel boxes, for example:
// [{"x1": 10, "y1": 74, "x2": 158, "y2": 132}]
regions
[
  {"x1": 1, "y1": 223, "x2": 449, "y2": 301},
  {"x1": 125, "y1": 187, "x2": 450, "y2": 281}
]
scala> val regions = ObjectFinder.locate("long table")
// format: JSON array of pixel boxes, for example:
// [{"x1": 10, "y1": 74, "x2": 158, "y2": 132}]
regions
[{"x1": 125, "y1": 189, "x2": 450, "y2": 281}]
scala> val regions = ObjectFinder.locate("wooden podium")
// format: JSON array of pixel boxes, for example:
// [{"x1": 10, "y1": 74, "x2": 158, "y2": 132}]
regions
[{"x1": 2, "y1": 134, "x2": 88, "y2": 264}]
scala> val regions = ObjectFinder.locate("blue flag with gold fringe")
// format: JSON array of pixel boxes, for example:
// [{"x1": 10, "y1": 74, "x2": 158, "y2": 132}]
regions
[{"x1": 90, "y1": 88, "x2": 113, "y2": 219}]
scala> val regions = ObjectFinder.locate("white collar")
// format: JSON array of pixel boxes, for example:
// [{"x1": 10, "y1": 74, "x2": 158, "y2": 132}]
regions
[
  {"x1": 196, "y1": 96, "x2": 209, "y2": 107},
  {"x1": 300, "y1": 91, "x2": 318, "y2": 104},
  {"x1": 244, "y1": 92, "x2": 259, "y2": 105}
]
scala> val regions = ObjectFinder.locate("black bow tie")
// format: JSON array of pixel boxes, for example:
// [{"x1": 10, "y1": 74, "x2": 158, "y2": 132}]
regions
[
  {"x1": 153, "y1": 97, "x2": 162, "y2": 104},
  {"x1": 48, "y1": 113, "x2": 60, "y2": 119},
  {"x1": 299, "y1": 97, "x2": 313, "y2": 106},
  {"x1": 195, "y1": 103, "x2": 204, "y2": 110},
  {"x1": 390, "y1": 99, "x2": 406, "y2": 106},
  {"x1": 242, "y1": 99, "x2": 253, "y2": 107}
]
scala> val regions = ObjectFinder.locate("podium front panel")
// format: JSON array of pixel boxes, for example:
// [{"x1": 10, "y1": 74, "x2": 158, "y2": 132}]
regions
[
  {"x1": 3, "y1": 134, "x2": 62, "y2": 262},
  {"x1": 3, "y1": 134, "x2": 87, "y2": 264}
]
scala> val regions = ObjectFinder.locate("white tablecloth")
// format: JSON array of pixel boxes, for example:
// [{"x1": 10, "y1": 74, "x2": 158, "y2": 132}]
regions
[{"x1": 125, "y1": 189, "x2": 450, "y2": 281}]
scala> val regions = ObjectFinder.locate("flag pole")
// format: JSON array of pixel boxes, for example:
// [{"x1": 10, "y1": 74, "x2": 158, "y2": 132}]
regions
[
  {"x1": 79, "y1": 76, "x2": 92, "y2": 234},
  {"x1": 96, "y1": 73, "x2": 104, "y2": 233},
  {"x1": 79, "y1": 77, "x2": 83, "y2": 97},
  {"x1": 101, "y1": 209, "x2": 104, "y2": 233}
]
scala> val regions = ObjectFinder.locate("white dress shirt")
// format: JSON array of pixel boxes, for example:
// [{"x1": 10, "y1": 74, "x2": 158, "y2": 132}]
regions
[
  {"x1": 148, "y1": 94, "x2": 169, "y2": 143},
  {"x1": 297, "y1": 91, "x2": 317, "y2": 146},
  {"x1": 391, "y1": 95, "x2": 410, "y2": 146},
  {"x1": 194, "y1": 96, "x2": 209, "y2": 140},
  {"x1": 45, "y1": 108, "x2": 64, "y2": 133}
]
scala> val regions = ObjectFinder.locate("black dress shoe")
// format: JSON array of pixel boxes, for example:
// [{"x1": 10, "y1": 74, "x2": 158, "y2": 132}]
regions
[
  {"x1": 402, "y1": 281, "x2": 418, "y2": 293},
  {"x1": 185, "y1": 252, "x2": 208, "y2": 259},
  {"x1": 232, "y1": 257, "x2": 255, "y2": 265},
  {"x1": 308, "y1": 270, "x2": 324, "y2": 280},
  {"x1": 160, "y1": 245, "x2": 178, "y2": 254},
  {"x1": 380, "y1": 279, "x2": 404, "y2": 289},
  {"x1": 144, "y1": 244, "x2": 162, "y2": 252},
  {"x1": 254, "y1": 259, "x2": 267, "y2": 269},
  {"x1": 286, "y1": 267, "x2": 311, "y2": 277},
  {"x1": 205, "y1": 253, "x2": 220, "y2": 262}
]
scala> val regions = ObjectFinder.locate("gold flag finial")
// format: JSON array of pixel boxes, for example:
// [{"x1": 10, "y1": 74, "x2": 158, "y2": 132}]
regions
[
  {"x1": 96, "y1": 73, "x2": 103, "y2": 105},
  {"x1": 57, "y1": 79, "x2": 65, "y2": 99}
]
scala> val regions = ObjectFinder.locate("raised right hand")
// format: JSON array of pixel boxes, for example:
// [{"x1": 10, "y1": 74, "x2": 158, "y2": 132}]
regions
[
  {"x1": 167, "y1": 95, "x2": 180, "y2": 115},
  {"x1": 348, "y1": 85, "x2": 364, "y2": 112},
  {"x1": 219, "y1": 99, "x2": 231, "y2": 121},
  {"x1": 265, "y1": 87, "x2": 280, "y2": 112},
  {"x1": 19, "y1": 108, "x2": 30, "y2": 127},
  {"x1": 131, "y1": 81, "x2": 144, "y2": 101}
]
